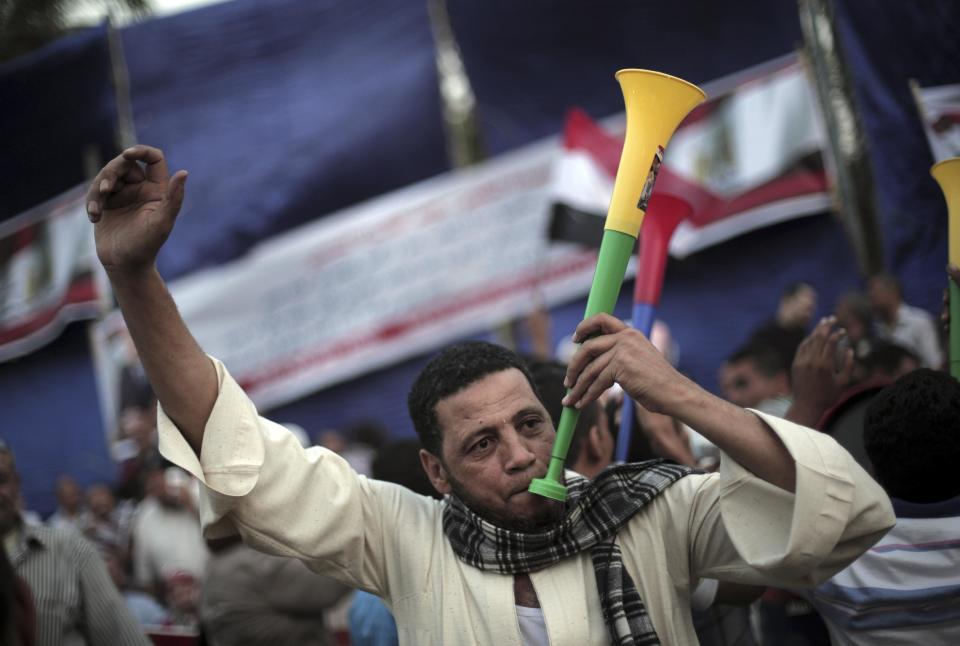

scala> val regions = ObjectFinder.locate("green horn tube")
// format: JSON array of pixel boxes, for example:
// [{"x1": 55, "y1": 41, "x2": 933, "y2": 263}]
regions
[{"x1": 527, "y1": 229, "x2": 636, "y2": 501}]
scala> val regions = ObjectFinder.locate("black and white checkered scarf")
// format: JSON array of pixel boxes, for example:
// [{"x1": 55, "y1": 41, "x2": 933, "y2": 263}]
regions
[{"x1": 443, "y1": 460, "x2": 694, "y2": 645}]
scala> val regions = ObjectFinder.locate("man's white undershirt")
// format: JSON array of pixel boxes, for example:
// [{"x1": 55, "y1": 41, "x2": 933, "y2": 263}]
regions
[{"x1": 516, "y1": 605, "x2": 550, "y2": 646}]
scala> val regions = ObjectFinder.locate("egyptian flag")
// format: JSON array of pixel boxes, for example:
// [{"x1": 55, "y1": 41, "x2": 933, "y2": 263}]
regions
[
  {"x1": 0, "y1": 185, "x2": 103, "y2": 362},
  {"x1": 549, "y1": 56, "x2": 831, "y2": 257}
]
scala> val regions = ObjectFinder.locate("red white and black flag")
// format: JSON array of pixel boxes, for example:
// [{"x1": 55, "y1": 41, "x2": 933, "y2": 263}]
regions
[
  {"x1": 549, "y1": 56, "x2": 832, "y2": 257},
  {"x1": 0, "y1": 185, "x2": 107, "y2": 361}
]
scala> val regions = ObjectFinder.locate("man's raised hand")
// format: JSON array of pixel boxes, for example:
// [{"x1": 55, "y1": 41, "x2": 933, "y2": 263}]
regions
[
  {"x1": 86, "y1": 145, "x2": 187, "y2": 275},
  {"x1": 561, "y1": 313, "x2": 687, "y2": 415}
]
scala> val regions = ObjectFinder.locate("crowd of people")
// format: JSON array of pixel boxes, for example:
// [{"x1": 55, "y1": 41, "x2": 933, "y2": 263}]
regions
[{"x1": 1, "y1": 144, "x2": 957, "y2": 645}]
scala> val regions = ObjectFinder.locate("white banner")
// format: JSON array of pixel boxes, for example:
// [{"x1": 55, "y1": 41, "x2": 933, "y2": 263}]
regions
[
  {"x1": 97, "y1": 141, "x2": 604, "y2": 411},
  {"x1": 0, "y1": 185, "x2": 108, "y2": 362},
  {"x1": 92, "y1": 56, "x2": 831, "y2": 413}
]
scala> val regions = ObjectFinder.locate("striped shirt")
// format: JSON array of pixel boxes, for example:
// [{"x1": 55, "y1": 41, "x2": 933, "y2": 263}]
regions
[
  {"x1": 803, "y1": 494, "x2": 960, "y2": 645},
  {"x1": 5, "y1": 522, "x2": 150, "y2": 646}
]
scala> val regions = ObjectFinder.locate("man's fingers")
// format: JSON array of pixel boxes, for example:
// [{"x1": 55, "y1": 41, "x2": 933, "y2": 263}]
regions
[
  {"x1": 87, "y1": 153, "x2": 141, "y2": 221},
  {"x1": 572, "y1": 313, "x2": 627, "y2": 343},
  {"x1": 163, "y1": 171, "x2": 188, "y2": 221},
  {"x1": 801, "y1": 318, "x2": 830, "y2": 360},
  {"x1": 838, "y1": 348, "x2": 855, "y2": 384},
  {"x1": 121, "y1": 163, "x2": 146, "y2": 184},
  {"x1": 564, "y1": 334, "x2": 616, "y2": 388},
  {"x1": 563, "y1": 353, "x2": 613, "y2": 408},
  {"x1": 571, "y1": 368, "x2": 615, "y2": 410},
  {"x1": 103, "y1": 183, "x2": 148, "y2": 211},
  {"x1": 122, "y1": 145, "x2": 170, "y2": 183},
  {"x1": 87, "y1": 199, "x2": 101, "y2": 223},
  {"x1": 821, "y1": 328, "x2": 846, "y2": 363}
]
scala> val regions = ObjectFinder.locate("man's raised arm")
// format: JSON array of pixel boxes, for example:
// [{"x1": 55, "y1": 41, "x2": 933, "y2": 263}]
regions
[
  {"x1": 562, "y1": 313, "x2": 799, "y2": 491},
  {"x1": 87, "y1": 145, "x2": 217, "y2": 455}
]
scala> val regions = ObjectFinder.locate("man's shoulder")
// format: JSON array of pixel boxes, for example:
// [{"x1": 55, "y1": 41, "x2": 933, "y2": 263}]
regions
[{"x1": 620, "y1": 467, "x2": 715, "y2": 522}]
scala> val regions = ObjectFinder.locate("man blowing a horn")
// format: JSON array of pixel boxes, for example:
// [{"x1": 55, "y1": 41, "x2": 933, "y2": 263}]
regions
[{"x1": 86, "y1": 145, "x2": 894, "y2": 645}]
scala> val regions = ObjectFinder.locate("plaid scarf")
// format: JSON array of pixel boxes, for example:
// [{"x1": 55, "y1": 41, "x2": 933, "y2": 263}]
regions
[{"x1": 443, "y1": 460, "x2": 694, "y2": 646}]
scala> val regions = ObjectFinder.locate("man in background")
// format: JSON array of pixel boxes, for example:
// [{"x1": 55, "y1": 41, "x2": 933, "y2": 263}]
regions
[
  {"x1": 868, "y1": 273, "x2": 943, "y2": 368},
  {"x1": 802, "y1": 369, "x2": 960, "y2": 644},
  {"x1": 720, "y1": 341, "x2": 792, "y2": 416},
  {"x1": 46, "y1": 476, "x2": 84, "y2": 532},
  {"x1": 132, "y1": 465, "x2": 208, "y2": 605},
  {"x1": 0, "y1": 442, "x2": 148, "y2": 645},
  {"x1": 202, "y1": 533, "x2": 350, "y2": 645}
]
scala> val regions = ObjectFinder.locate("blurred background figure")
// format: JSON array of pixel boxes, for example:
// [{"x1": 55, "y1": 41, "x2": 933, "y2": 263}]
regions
[
  {"x1": 868, "y1": 273, "x2": 943, "y2": 368},
  {"x1": 132, "y1": 465, "x2": 207, "y2": 615},
  {"x1": 800, "y1": 369, "x2": 960, "y2": 644},
  {"x1": 0, "y1": 541, "x2": 35, "y2": 646},
  {"x1": 81, "y1": 483, "x2": 133, "y2": 566},
  {"x1": 201, "y1": 533, "x2": 350, "y2": 646},
  {"x1": 341, "y1": 420, "x2": 388, "y2": 477},
  {"x1": 103, "y1": 548, "x2": 169, "y2": 628},
  {"x1": 748, "y1": 282, "x2": 818, "y2": 375},
  {"x1": 316, "y1": 429, "x2": 348, "y2": 455},
  {"x1": 116, "y1": 404, "x2": 164, "y2": 501},
  {"x1": 0, "y1": 441, "x2": 148, "y2": 644},
  {"x1": 861, "y1": 341, "x2": 921, "y2": 383},
  {"x1": 720, "y1": 341, "x2": 792, "y2": 416},
  {"x1": 834, "y1": 291, "x2": 876, "y2": 364},
  {"x1": 46, "y1": 475, "x2": 85, "y2": 532},
  {"x1": 315, "y1": 421, "x2": 389, "y2": 477}
]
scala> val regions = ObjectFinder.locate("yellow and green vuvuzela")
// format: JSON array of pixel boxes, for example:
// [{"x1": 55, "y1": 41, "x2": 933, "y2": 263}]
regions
[
  {"x1": 931, "y1": 157, "x2": 960, "y2": 380},
  {"x1": 528, "y1": 70, "x2": 706, "y2": 502}
]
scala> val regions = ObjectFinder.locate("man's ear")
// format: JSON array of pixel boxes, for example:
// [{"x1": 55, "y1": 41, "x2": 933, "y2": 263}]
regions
[{"x1": 419, "y1": 449, "x2": 452, "y2": 495}]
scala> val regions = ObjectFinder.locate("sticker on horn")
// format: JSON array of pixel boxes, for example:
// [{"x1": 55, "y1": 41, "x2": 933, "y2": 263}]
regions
[{"x1": 637, "y1": 146, "x2": 665, "y2": 212}]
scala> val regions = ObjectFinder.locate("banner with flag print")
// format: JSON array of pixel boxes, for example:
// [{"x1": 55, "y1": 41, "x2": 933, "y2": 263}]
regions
[
  {"x1": 0, "y1": 185, "x2": 107, "y2": 362},
  {"x1": 913, "y1": 81, "x2": 960, "y2": 162},
  {"x1": 550, "y1": 55, "x2": 832, "y2": 258}
]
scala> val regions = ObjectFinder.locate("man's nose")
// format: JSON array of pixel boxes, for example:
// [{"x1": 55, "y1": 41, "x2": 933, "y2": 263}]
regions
[{"x1": 502, "y1": 430, "x2": 537, "y2": 472}]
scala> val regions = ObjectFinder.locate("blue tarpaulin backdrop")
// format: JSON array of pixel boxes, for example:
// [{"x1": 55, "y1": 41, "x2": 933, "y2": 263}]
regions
[{"x1": 0, "y1": 0, "x2": 956, "y2": 515}]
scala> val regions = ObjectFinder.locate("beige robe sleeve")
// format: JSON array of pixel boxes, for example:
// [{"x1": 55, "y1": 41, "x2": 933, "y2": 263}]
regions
[
  {"x1": 156, "y1": 358, "x2": 436, "y2": 598},
  {"x1": 681, "y1": 411, "x2": 895, "y2": 588}
]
